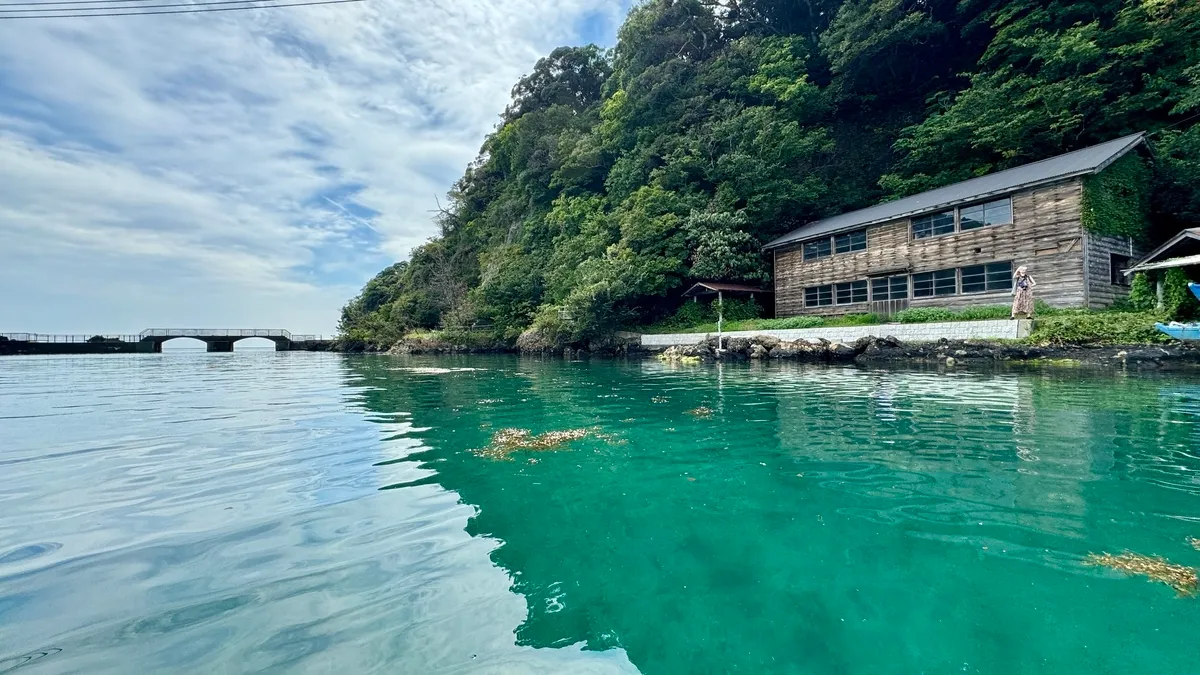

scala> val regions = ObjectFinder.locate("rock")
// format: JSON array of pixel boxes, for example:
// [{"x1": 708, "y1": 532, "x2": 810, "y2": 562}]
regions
[
  {"x1": 516, "y1": 327, "x2": 561, "y2": 354},
  {"x1": 829, "y1": 342, "x2": 856, "y2": 361},
  {"x1": 1116, "y1": 350, "x2": 1128, "y2": 359},
  {"x1": 754, "y1": 335, "x2": 781, "y2": 351},
  {"x1": 727, "y1": 338, "x2": 751, "y2": 355},
  {"x1": 944, "y1": 356, "x2": 957, "y2": 367},
  {"x1": 749, "y1": 344, "x2": 769, "y2": 359},
  {"x1": 954, "y1": 349, "x2": 968, "y2": 356},
  {"x1": 769, "y1": 343, "x2": 800, "y2": 359}
]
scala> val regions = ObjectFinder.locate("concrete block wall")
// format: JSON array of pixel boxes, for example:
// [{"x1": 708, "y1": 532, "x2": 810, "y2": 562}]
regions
[{"x1": 640, "y1": 319, "x2": 1031, "y2": 347}]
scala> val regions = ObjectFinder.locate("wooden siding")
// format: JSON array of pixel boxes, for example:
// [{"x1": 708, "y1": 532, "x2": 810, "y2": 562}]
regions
[
  {"x1": 1084, "y1": 233, "x2": 1143, "y2": 309},
  {"x1": 774, "y1": 180, "x2": 1089, "y2": 317}
]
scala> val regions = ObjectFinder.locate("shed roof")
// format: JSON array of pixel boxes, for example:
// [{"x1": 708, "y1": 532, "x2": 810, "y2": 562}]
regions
[
  {"x1": 764, "y1": 132, "x2": 1146, "y2": 251},
  {"x1": 682, "y1": 282, "x2": 769, "y2": 297},
  {"x1": 1125, "y1": 228, "x2": 1200, "y2": 275}
]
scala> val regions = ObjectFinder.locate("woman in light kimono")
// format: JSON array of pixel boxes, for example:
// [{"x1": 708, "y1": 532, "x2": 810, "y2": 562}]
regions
[{"x1": 1011, "y1": 266, "x2": 1037, "y2": 319}]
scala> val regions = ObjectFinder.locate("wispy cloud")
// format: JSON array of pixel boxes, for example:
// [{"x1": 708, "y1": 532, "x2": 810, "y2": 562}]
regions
[{"x1": 0, "y1": 1, "x2": 629, "y2": 333}]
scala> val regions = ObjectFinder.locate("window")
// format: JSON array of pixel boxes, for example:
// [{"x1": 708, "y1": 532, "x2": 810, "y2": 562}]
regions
[
  {"x1": 1110, "y1": 254, "x2": 1132, "y2": 286},
  {"x1": 834, "y1": 229, "x2": 867, "y2": 254},
  {"x1": 871, "y1": 275, "x2": 909, "y2": 301},
  {"x1": 961, "y1": 262, "x2": 1013, "y2": 294},
  {"x1": 805, "y1": 285, "x2": 833, "y2": 307},
  {"x1": 913, "y1": 269, "x2": 957, "y2": 297},
  {"x1": 803, "y1": 238, "x2": 832, "y2": 260},
  {"x1": 912, "y1": 211, "x2": 955, "y2": 239},
  {"x1": 959, "y1": 199, "x2": 1013, "y2": 231},
  {"x1": 835, "y1": 280, "x2": 868, "y2": 305}
]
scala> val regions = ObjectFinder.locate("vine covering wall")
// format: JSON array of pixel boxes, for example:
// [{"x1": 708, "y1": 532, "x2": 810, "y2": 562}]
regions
[{"x1": 1081, "y1": 152, "x2": 1152, "y2": 240}]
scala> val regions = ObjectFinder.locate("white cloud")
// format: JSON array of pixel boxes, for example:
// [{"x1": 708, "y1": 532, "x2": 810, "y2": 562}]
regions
[{"x1": 0, "y1": 1, "x2": 629, "y2": 334}]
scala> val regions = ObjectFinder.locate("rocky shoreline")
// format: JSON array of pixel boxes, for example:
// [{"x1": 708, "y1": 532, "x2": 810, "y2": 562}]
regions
[
  {"x1": 354, "y1": 331, "x2": 1200, "y2": 370},
  {"x1": 654, "y1": 334, "x2": 1200, "y2": 369}
]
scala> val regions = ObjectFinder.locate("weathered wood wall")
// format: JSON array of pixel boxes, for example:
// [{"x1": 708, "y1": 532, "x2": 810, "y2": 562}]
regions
[
  {"x1": 1084, "y1": 233, "x2": 1143, "y2": 309},
  {"x1": 774, "y1": 179, "x2": 1089, "y2": 317}
]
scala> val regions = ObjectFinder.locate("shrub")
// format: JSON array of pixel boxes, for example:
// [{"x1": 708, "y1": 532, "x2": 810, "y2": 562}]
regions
[
  {"x1": 1162, "y1": 268, "x2": 1199, "y2": 321},
  {"x1": 953, "y1": 305, "x2": 1013, "y2": 321},
  {"x1": 828, "y1": 313, "x2": 881, "y2": 326},
  {"x1": 892, "y1": 307, "x2": 957, "y2": 323},
  {"x1": 1029, "y1": 311, "x2": 1167, "y2": 345},
  {"x1": 669, "y1": 301, "x2": 715, "y2": 327},
  {"x1": 717, "y1": 297, "x2": 763, "y2": 322},
  {"x1": 1128, "y1": 272, "x2": 1156, "y2": 311}
]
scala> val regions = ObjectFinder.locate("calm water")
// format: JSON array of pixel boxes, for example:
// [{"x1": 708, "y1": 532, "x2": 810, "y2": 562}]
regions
[{"x1": 2, "y1": 354, "x2": 1200, "y2": 674}]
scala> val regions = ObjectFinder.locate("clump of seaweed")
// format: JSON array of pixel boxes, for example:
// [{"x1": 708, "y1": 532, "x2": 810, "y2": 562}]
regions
[
  {"x1": 476, "y1": 427, "x2": 592, "y2": 460},
  {"x1": 687, "y1": 406, "x2": 714, "y2": 418},
  {"x1": 1189, "y1": 537, "x2": 1200, "y2": 551},
  {"x1": 651, "y1": 396, "x2": 670, "y2": 404},
  {"x1": 1084, "y1": 552, "x2": 1199, "y2": 597}
]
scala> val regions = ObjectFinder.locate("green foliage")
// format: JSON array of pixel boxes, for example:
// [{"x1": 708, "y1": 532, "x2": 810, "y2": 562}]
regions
[
  {"x1": 1128, "y1": 272, "x2": 1157, "y2": 311},
  {"x1": 1162, "y1": 268, "x2": 1200, "y2": 320},
  {"x1": 891, "y1": 307, "x2": 956, "y2": 323},
  {"x1": 716, "y1": 297, "x2": 764, "y2": 322},
  {"x1": 1029, "y1": 312, "x2": 1168, "y2": 346},
  {"x1": 342, "y1": 0, "x2": 1200, "y2": 347},
  {"x1": 1081, "y1": 153, "x2": 1152, "y2": 239}
]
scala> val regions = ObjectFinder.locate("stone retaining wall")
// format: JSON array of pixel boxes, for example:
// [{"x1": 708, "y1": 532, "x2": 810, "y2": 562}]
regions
[{"x1": 641, "y1": 319, "x2": 1032, "y2": 348}]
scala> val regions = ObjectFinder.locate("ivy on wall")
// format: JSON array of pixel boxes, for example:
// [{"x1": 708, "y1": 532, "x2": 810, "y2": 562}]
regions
[{"x1": 1081, "y1": 153, "x2": 1152, "y2": 240}]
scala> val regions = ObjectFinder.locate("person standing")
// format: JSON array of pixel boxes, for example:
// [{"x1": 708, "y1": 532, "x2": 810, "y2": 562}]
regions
[{"x1": 1011, "y1": 266, "x2": 1037, "y2": 319}]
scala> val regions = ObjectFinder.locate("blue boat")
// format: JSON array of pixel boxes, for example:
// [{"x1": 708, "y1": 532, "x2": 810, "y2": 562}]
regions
[{"x1": 1155, "y1": 283, "x2": 1200, "y2": 340}]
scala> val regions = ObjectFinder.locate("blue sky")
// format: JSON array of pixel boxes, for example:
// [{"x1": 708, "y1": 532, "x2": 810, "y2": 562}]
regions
[{"x1": 0, "y1": 1, "x2": 632, "y2": 334}]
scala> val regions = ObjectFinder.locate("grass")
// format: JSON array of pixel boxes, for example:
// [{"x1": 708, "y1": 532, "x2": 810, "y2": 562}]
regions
[{"x1": 638, "y1": 303, "x2": 1173, "y2": 346}]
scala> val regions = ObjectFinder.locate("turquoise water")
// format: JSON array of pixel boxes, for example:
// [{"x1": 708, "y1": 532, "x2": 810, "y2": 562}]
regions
[{"x1": 2, "y1": 354, "x2": 1200, "y2": 674}]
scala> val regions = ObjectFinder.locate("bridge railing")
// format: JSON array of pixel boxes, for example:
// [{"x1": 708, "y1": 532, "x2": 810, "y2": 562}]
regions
[
  {"x1": 1, "y1": 333, "x2": 141, "y2": 343},
  {"x1": 139, "y1": 329, "x2": 300, "y2": 340}
]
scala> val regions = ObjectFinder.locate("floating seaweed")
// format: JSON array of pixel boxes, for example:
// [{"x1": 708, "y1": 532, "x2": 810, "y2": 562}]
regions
[
  {"x1": 651, "y1": 396, "x2": 670, "y2": 404},
  {"x1": 687, "y1": 406, "x2": 714, "y2": 418},
  {"x1": 1084, "y1": 552, "x2": 1199, "y2": 597},
  {"x1": 1190, "y1": 537, "x2": 1200, "y2": 552},
  {"x1": 476, "y1": 427, "x2": 593, "y2": 460}
]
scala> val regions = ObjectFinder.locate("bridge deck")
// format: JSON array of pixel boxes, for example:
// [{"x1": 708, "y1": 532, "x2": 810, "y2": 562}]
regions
[{"x1": 2, "y1": 330, "x2": 333, "y2": 354}]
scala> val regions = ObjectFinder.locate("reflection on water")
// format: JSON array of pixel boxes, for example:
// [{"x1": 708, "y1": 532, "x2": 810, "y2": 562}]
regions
[{"x1": 2, "y1": 354, "x2": 1200, "y2": 674}]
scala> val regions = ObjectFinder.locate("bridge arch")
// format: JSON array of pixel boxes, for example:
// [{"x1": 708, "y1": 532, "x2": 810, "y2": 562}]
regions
[{"x1": 141, "y1": 329, "x2": 296, "y2": 353}]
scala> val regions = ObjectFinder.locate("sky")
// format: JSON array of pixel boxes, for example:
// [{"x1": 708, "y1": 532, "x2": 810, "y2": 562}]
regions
[{"x1": 0, "y1": 0, "x2": 632, "y2": 335}]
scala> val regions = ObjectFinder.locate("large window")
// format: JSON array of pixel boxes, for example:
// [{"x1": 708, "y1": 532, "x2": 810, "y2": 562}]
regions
[
  {"x1": 912, "y1": 197, "x2": 1013, "y2": 239},
  {"x1": 961, "y1": 262, "x2": 1013, "y2": 294},
  {"x1": 834, "y1": 229, "x2": 867, "y2": 254},
  {"x1": 803, "y1": 238, "x2": 832, "y2": 260},
  {"x1": 912, "y1": 211, "x2": 955, "y2": 239},
  {"x1": 913, "y1": 269, "x2": 957, "y2": 297},
  {"x1": 835, "y1": 280, "x2": 868, "y2": 305},
  {"x1": 1110, "y1": 254, "x2": 1132, "y2": 286},
  {"x1": 871, "y1": 275, "x2": 909, "y2": 301},
  {"x1": 959, "y1": 199, "x2": 1013, "y2": 230},
  {"x1": 805, "y1": 285, "x2": 833, "y2": 307}
]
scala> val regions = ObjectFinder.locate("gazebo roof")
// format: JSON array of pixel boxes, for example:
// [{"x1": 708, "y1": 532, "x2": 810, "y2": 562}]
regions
[
  {"x1": 682, "y1": 282, "x2": 769, "y2": 297},
  {"x1": 1126, "y1": 228, "x2": 1200, "y2": 275}
]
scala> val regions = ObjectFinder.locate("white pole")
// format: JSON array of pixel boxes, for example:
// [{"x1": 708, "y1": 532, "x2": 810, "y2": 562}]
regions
[{"x1": 717, "y1": 290, "x2": 724, "y2": 352}]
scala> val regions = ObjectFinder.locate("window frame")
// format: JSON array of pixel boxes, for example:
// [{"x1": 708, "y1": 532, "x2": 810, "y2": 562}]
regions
[
  {"x1": 835, "y1": 280, "x2": 868, "y2": 305},
  {"x1": 911, "y1": 196, "x2": 1014, "y2": 240},
  {"x1": 801, "y1": 228, "x2": 868, "y2": 261},
  {"x1": 833, "y1": 229, "x2": 868, "y2": 255},
  {"x1": 912, "y1": 268, "x2": 958, "y2": 298},
  {"x1": 1110, "y1": 254, "x2": 1132, "y2": 286},
  {"x1": 960, "y1": 261, "x2": 1013, "y2": 294},
  {"x1": 871, "y1": 275, "x2": 909, "y2": 301},
  {"x1": 804, "y1": 284, "x2": 834, "y2": 307}
]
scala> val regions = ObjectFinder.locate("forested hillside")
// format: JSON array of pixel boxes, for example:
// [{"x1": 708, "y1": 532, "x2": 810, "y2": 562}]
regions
[{"x1": 340, "y1": 0, "x2": 1200, "y2": 348}]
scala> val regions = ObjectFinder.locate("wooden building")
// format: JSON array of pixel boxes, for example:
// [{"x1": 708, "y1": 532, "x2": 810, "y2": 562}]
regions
[{"x1": 764, "y1": 134, "x2": 1148, "y2": 318}]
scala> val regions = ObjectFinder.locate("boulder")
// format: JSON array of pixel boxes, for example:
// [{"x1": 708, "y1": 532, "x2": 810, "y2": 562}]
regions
[
  {"x1": 829, "y1": 342, "x2": 856, "y2": 361},
  {"x1": 749, "y1": 344, "x2": 769, "y2": 359}
]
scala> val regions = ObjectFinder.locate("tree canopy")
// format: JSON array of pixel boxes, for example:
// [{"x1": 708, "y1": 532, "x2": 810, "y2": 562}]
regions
[{"x1": 340, "y1": 0, "x2": 1200, "y2": 347}]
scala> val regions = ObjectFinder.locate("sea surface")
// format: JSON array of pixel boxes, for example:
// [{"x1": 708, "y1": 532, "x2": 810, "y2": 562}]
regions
[{"x1": 2, "y1": 352, "x2": 1200, "y2": 674}]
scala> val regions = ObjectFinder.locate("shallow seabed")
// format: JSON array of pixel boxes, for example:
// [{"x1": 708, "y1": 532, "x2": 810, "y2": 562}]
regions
[{"x1": 2, "y1": 353, "x2": 1200, "y2": 674}]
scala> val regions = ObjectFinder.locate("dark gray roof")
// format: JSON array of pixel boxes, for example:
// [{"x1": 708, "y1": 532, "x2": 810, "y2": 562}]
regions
[{"x1": 764, "y1": 132, "x2": 1146, "y2": 250}]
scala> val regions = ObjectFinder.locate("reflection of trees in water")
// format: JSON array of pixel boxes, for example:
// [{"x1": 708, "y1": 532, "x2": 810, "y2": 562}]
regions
[{"x1": 342, "y1": 357, "x2": 1200, "y2": 674}]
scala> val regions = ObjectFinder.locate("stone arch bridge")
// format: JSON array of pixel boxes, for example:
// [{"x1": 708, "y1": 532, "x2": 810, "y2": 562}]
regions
[{"x1": 1, "y1": 329, "x2": 332, "y2": 354}]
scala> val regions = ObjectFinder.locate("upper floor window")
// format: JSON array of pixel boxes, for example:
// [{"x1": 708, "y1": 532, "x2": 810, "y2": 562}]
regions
[
  {"x1": 912, "y1": 211, "x2": 955, "y2": 239},
  {"x1": 834, "y1": 229, "x2": 867, "y2": 254},
  {"x1": 960, "y1": 199, "x2": 1013, "y2": 231},
  {"x1": 803, "y1": 238, "x2": 832, "y2": 260},
  {"x1": 912, "y1": 197, "x2": 1013, "y2": 240}
]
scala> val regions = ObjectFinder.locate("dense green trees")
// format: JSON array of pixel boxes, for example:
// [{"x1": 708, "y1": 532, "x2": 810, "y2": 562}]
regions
[{"x1": 341, "y1": 0, "x2": 1200, "y2": 347}]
